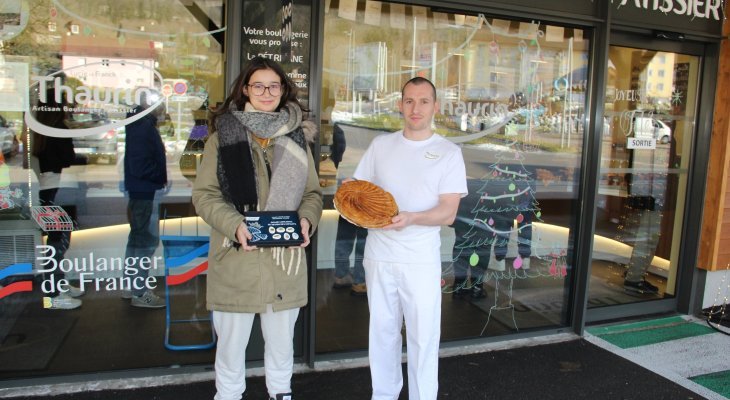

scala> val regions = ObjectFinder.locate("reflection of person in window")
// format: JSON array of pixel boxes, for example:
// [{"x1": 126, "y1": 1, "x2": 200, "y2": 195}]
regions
[
  {"x1": 331, "y1": 122, "x2": 368, "y2": 295},
  {"x1": 31, "y1": 85, "x2": 83, "y2": 310},
  {"x1": 157, "y1": 112, "x2": 175, "y2": 138},
  {"x1": 451, "y1": 180, "x2": 488, "y2": 299},
  {"x1": 451, "y1": 193, "x2": 533, "y2": 289},
  {"x1": 623, "y1": 179, "x2": 661, "y2": 295},
  {"x1": 330, "y1": 122, "x2": 345, "y2": 169},
  {"x1": 123, "y1": 89, "x2": 168, "y2": 308}
]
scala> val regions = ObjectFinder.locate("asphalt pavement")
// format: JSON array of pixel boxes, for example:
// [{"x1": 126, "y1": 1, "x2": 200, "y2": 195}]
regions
[{"x1": 2, "y1": 335, "x2": 711, "y2": 400}]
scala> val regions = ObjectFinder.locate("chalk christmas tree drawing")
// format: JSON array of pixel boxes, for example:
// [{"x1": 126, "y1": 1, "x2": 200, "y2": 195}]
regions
[
  {"x1": 449, "y1": 142, "x2": 544, "y2": 335},
  {"x1": 466, "y1": 144, "x2": 541, "y2": 272}
]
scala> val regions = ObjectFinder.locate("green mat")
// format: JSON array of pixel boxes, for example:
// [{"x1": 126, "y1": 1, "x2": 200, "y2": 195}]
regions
[
  {"x1": 690, "y1": 370, "x2": 730, "y2": 398},
  {"x1": 586, "y1": 316, "x2": 716, "y2": 349}
]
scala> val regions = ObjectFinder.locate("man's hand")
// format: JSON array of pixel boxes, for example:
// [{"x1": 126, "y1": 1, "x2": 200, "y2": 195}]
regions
[
  {"x1": 381, "y1": 193, "x2": 462, "y2": 230},
  {"x1": 382, "y1": 211, "x2": 412, "y2": 231}
]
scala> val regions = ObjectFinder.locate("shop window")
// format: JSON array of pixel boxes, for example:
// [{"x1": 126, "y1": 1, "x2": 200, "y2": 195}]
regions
[
  {"x1": 317, "y1": 1, "x2": 589, "y2": 354},
  {"x1": 0, "y1": 0, "x2": 225, "y2": 379}
]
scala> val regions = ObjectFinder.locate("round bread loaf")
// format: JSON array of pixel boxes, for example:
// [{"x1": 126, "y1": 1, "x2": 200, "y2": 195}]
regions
[{"x1": 334, "y1": 180, "x2": 399, "y2": 228}]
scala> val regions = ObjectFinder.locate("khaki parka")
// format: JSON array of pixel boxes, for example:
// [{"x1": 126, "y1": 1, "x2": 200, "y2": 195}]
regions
[{"x1": 192, "y1": 122, "x2": 322, "y2": 314}]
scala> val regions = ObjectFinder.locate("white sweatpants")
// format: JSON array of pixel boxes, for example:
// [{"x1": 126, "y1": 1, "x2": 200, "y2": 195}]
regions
[
  {"x1": 364, "y1": 259, "x2": 442, "y2": 400},
  {"x1": 212, "y1": 305, "x2": 300, "y2": 400}
]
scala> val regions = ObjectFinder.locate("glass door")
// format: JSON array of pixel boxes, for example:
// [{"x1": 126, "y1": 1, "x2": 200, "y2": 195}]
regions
[
  {"x1": 315, "y1": 1, "x2": 590, "y2": 354},
  {"x1": 588, "y1": 43, "x2": 700, "y2": 313}
]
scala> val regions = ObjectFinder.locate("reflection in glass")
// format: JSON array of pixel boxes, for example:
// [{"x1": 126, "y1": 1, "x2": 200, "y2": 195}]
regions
[
  {"x1": 317, "y1": 1, "x2": 588, "y2": 354},
  {"x1": 0, "y1": 0, "x2": 225, "y2": 378},
  {"x1": 589, "y1": 47, "x2": 698, "y2": 308}
]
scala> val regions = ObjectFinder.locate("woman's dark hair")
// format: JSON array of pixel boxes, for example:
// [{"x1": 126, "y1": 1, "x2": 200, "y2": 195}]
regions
[{"x1": 210, "y1": 56, "x2": 307, "y2": 125}]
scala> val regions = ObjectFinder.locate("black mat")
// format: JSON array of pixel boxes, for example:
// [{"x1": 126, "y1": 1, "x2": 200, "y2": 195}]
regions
[
  {"x1": 7, "y1": 339, "x2": 707, "y2": 400},
  {"x1": 0, "y1": 315, "x2": 76, "y2": 371}
]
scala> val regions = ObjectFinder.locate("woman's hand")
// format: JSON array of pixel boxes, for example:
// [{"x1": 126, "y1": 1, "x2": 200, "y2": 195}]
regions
[
  {"x1": 235, "y1": 222, "x2": 258, "y2": 251},
  {"x1": 298, "y1": 218, "x2": 311, "y2": 247}
]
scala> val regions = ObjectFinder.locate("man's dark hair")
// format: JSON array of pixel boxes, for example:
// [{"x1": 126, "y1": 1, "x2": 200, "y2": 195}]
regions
[{"x1": 401, "y1": 77, "x2": 437, "y2": 101}]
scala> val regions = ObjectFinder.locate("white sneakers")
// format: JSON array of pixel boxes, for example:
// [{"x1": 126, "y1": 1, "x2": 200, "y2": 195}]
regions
[
  {"x1": 46, "y1": 285, "x2": 84, "y2": 310},
  {"x1": 47, "y1": 292, "x2": 82, "y2": 310},
  {"x1": 67, "y1": 285, "x2": 84, "y2": 298},
  {"x1": 45, "y1": 286, "x2": 165, "y2": 309}
]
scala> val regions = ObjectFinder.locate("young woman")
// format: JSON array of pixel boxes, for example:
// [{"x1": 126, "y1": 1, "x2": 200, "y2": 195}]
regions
[{"x1": 192, "y1": 56, "x2": 322, "y2": 400}]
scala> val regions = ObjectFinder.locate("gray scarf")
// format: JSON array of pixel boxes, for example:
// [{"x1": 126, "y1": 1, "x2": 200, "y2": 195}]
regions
[{"x1": 217, "y1": 102, "x2": 308, "y2": 212}]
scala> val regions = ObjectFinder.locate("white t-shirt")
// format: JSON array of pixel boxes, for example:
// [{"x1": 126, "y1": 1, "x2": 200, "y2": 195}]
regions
[{"x1": 353, "y1": 130, "x2": 468, "y2": 264}]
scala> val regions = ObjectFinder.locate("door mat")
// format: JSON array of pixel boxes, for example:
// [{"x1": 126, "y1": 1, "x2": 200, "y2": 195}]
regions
[
  {"x1": 690, "y1": 370, "x2": 730, "y2": 399},
  {"x1": 586, "y1": 315, "x2": 716, "y2": 349},
  {"x1": 0, "y1": 314, "x2": 76, "y2": 371}
]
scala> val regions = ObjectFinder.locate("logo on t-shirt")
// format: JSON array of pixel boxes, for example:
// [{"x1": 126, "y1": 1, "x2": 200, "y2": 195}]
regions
[{"x1": 424, "y1": 151, "x2": 440, "y2": 160}]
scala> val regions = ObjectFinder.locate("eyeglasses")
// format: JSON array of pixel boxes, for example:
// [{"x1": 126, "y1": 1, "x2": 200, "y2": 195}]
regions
[{"x1": 247, "y1": 83, "x2": 282, "y2": 96}]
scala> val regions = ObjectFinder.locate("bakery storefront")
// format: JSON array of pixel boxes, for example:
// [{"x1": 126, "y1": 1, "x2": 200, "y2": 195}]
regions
[{"x1": 0, "y1": 0, "x2": 723, "y2": 390}]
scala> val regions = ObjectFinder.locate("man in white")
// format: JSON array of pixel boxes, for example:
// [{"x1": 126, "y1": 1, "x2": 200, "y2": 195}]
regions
[{"x1": 352, "y1": 77, "x2": 467, "y2": 400}]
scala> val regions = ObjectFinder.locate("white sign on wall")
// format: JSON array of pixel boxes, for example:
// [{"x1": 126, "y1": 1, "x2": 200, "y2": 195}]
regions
[{"x1": 627, "y1": 137, "x2": 657, "y2": 150}]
